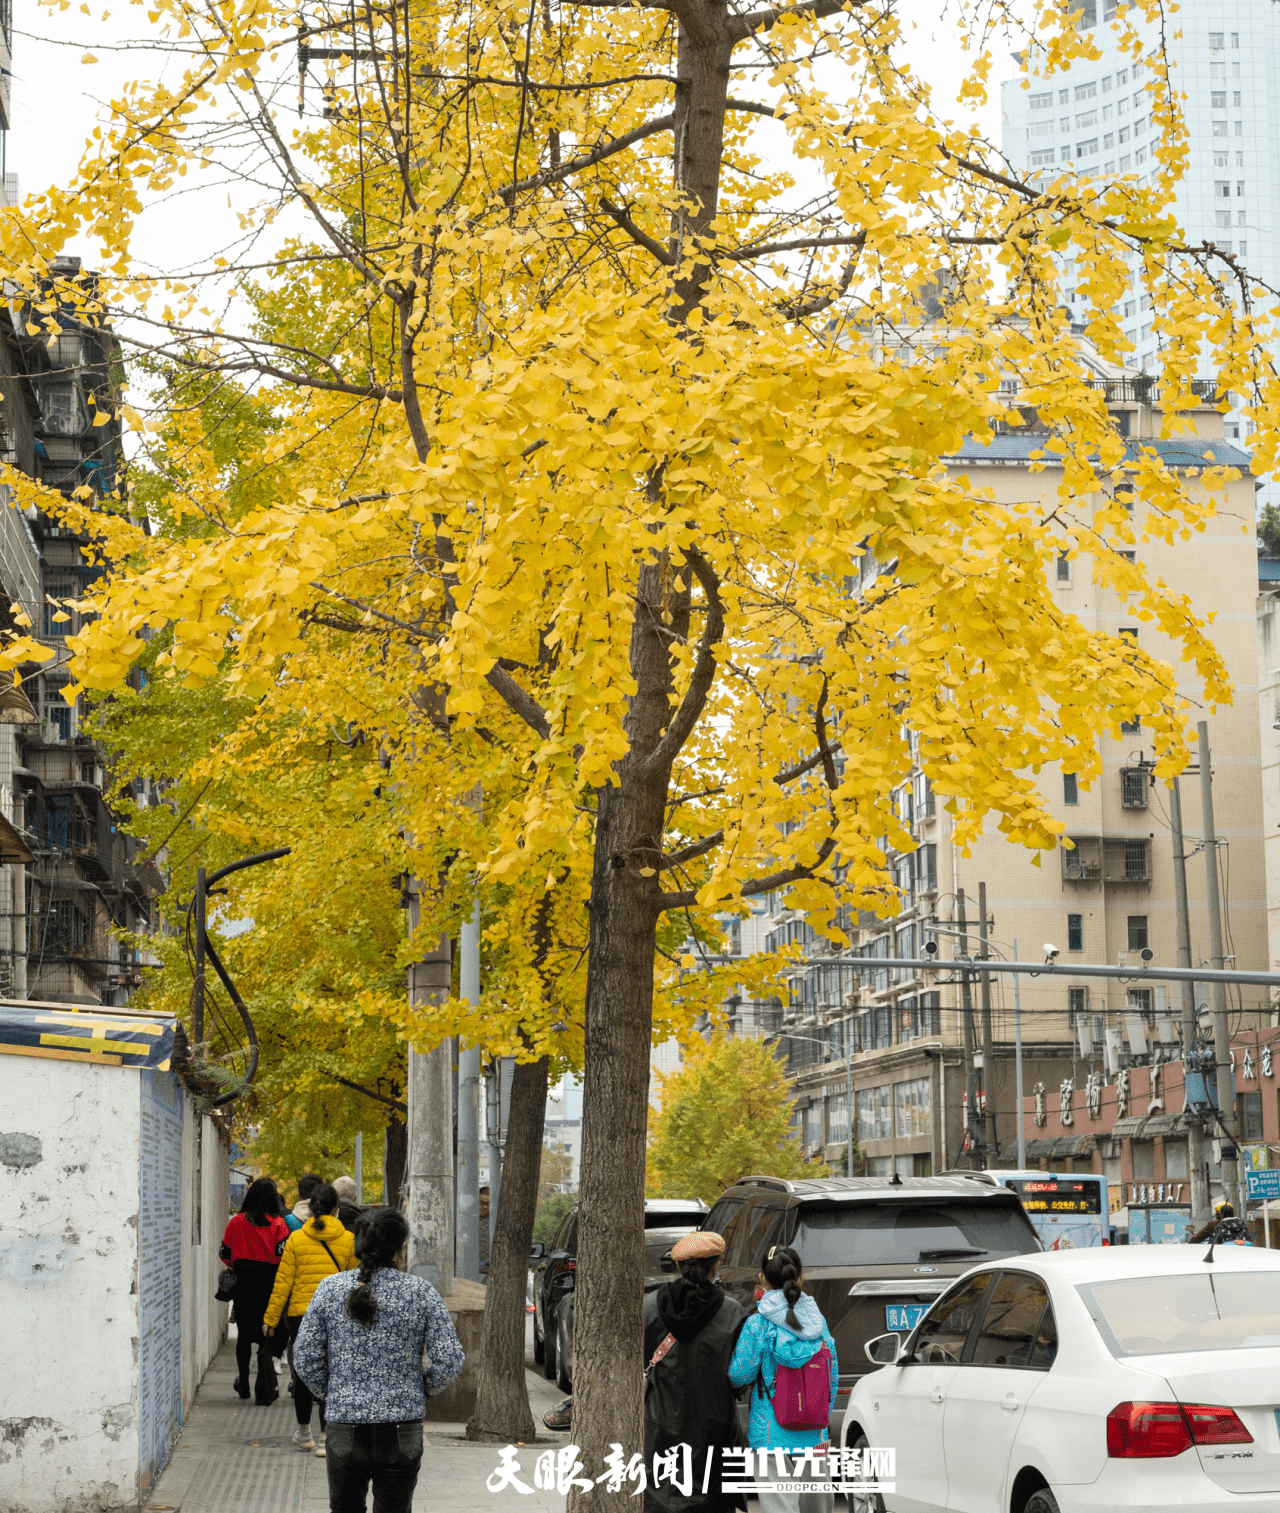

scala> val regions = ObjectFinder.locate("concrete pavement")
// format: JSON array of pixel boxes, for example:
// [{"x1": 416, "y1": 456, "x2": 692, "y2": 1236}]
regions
[{"x1": 144, "y1": 1324, "x2": 570, "y2": 1512}]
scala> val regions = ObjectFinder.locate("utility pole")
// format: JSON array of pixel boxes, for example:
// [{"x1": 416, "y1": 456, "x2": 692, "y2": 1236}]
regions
[
  {"x1": 1197, "y1": 721, "x2": 1240, "y2": 1213},
  {"x1": 1169, "y1": 771, "x2": 1210, "y2": 1230},
  {"x1": 977, "y1": 881, "x2": 997, "y2": 1164},
  {"x1": 456, "y1": 897, "x2": 481, "y2": 1284},
  {"x1": 405, "y1": 878, "x2": 455, "y2": 1298},
  {"x1": 1012, "y1": 941, "x2": 1026, "y2": 1170},
  {"x1": 957, "y1": 889, "x2": 980, "y2": 1167}
]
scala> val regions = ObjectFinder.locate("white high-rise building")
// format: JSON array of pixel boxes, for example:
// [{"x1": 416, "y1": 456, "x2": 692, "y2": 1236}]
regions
[{"x1": 1001, "y1": 7, "x2": 1265, "y2": 458}]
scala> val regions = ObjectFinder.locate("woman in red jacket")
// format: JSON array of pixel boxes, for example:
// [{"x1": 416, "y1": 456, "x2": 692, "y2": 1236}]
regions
[{"x1": 220, "y1": 1177, "x2": 290, "y2": 1404}]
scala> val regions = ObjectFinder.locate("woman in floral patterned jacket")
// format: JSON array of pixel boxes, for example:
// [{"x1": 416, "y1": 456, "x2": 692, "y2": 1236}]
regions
[{"x1": 294, "y1": 1207, "x2": 465, "y2": 1513}]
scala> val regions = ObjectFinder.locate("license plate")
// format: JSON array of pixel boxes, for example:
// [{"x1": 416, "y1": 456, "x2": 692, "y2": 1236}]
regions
[{"x1": 886, "y1": 1304, "x2": 928, "y2": 1331}]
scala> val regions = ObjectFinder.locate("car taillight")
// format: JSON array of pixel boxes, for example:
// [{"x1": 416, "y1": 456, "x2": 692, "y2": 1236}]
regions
[
  {"x1": 1107, "y1": 1402, "x2": 1193, "y2": 1458},
  {"x1": 1182, "y1": 1404, "x2": 1253, "y2": 1445},
  {"x1": 1107, "y1": 1401, "x2": 1253, "y2": 1457}
]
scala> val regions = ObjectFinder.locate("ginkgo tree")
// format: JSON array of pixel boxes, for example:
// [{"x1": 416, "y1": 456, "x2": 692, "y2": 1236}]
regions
[{"x1": 1, "y1": 0, "x2": 1276, "y2": 1491}]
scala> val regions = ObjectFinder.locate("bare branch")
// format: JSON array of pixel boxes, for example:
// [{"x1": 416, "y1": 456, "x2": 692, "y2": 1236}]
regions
[
  {"x1": 484, "y1": 665, "x2": 554, "y2": 741},
  {"x1": 634, "y1": 545, "x2": 726, "y2": 781},
  {"x1": 728, "y1": 0, "x2": 864, "y2": 43},
  {"x1": 600, "y1": 196, "x2": 674, "y2": 265},
  {"x1": 725, "y1": 97, "x2": 786, "y2": 119},
  {"x1": 331, "y1": 1075, "x2": 408, "y2": 1114},
  {"x1": 498, "y1": 114, "x2": 674, "y2": 203}
]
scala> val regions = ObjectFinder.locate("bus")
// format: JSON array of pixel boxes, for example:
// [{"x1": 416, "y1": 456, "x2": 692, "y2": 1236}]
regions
[{"x1": 988, "y1": 1170, "x2": 1109, "y2": 1249}]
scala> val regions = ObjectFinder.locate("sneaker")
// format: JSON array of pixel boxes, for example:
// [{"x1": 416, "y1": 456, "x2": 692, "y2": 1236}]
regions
[
  {"x1": 292, "y1": 1426, "x2": 315, "y2": 1451},
  {"x1": 315, "y1": 1439, "x2": 326, "y2": 1458},
  {"x1": 543, "y1": 1397, "x2": 572, "y2": 1431}
]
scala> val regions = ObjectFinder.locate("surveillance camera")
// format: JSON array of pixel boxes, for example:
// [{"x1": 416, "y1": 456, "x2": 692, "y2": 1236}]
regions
[
  {"x1": 1140, "y1": 947, "x2": 1154, "y2": 963},
  {"x1": 1043, "y1": 943, "x2": 1060, "y2": 963},
  {"x1": 923, "y1": 940, "x2": 939, "y2": 957}
]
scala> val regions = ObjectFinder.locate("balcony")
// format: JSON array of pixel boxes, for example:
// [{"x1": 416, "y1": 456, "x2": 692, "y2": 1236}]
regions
[{"x1": 1062, "y1": 834, "x2": 1150, "y2": 883}]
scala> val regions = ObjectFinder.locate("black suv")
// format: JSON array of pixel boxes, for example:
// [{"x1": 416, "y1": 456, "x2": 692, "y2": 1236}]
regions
[
  {"x1": 530, "y1": 1198, "x2": 707, "y2": 1387},
  {"x1": 702, "y1": 1175, "x2": 1041, "y2": 1429}
]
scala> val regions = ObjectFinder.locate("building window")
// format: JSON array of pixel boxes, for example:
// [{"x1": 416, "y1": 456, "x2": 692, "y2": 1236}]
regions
[
  {"x1": 1030, "y1": 90, "x2": 1053, "y2": 110},
  {"x1": 1076, "y1": 110, "x2": 1097, "y2": 129},
  {"x1": 1127, "y1": 915, "x2": 1149, "y2": 951},
  {"x1": 1209, "y1": 30, "x2": 1223, "y2": 48},
  {"x1": 856, "y1": 1084, "x2": 892, "y2": 1143},
  {"x1": 1214, "y1": 121, "x2": 1228, "y2": 137},
  {"x1": 827, "y1": 1092, "x2": 849, "y2": 1143},
  {"x1": 1077, "y1": 138, "x2": 1098, "y2": 158},
  {"x1": 894, "y1": 1077, "x2": 932, "y2": 1139},
  {"x1": 1104, "y1": 132, "x2": 1114, "y2": 149},
  {"x1": 1123, "y1": 841, "x2": 1149, "y2": 881},
  {"x1": 1121, "y1": 768, "x2": 1148, "y2": 808},
  {"x1": 1068, "y1": 985, "x2": 1089, "y2": 1026},
  {"x1": 1068, "y1": 914, "x2": 1083, "y2": 952},
  {"x1": 1132, "y1": 1141, "x2": 1154, "y2": 1180},
  {"x1": 1216, "y1": 210, "x2": 1232, "y2": 228},
  {"x1": 1234, "y1": 92, "x2": 1241, "y2": 107},
  {"x1": 1210, "y1": 61, "x2": 1225, "y2": 80},
  {"x1": 1029, "y1": 149, "x2": 1055, "y2": 166},
  {"x1": 1211, "y1": 91, "x2": 1226, "y2": 110},
  {"x1": 1164, "y1": 1141, "x2": 1188, "y2": 1180},
  {"x1": 1028, "y1": 121, "x2": 1054, "y2": 139},
  {"x1": 1216, "y1": 180, "x2": 1231, "y2": 199},
  {"x1": 1120, "y1": 714, "x2": 1141, "y2": 733},
  {"x1": 1056, "y1": 552, "x2": 1071, "y2": 584},
  {"x1": 1239, "y1": 1090, "x2": 1263, "y2": 1141},
  {"x1": 1075, "y1": 81, "x2": 1097, "y2": 101},
  {"x1": 1063, "y1": 772, "x2": 1078, "y2": 805}
]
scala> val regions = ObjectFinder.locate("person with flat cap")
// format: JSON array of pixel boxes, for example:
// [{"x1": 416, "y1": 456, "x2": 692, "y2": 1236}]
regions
[{"x1": 643, "y1": 1229, "x2": 747, "y2": 1513}]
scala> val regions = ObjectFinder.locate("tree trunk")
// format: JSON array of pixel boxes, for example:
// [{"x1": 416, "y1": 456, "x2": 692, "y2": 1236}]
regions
[
  {"x1": 467, "y1": 1054, "x2": 549, "y2": 1442},
  {"x1": 384, "y1": 1114, "x2": 408, "y2": 1208},
  {"x1": 568, "y1": 552, "x2": 690, "y2": 1510}
]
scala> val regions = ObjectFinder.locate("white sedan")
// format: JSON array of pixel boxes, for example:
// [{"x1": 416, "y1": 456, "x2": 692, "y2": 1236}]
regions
[{"x1": 840, "y1": 1242, "x2": 1280, "y2": 1513}]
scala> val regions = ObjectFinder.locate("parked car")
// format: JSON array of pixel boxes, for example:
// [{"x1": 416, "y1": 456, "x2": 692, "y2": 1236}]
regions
[
  {"x1": 531, "y1": 1197, "x2": 707, "y2": 1389},
  {"x1": 700, "y1": 1174, "x2": 1042, "y2": 1431},
  {"x1": 840, "y1": 1243, "x2": 1280, "y2": 1513}
]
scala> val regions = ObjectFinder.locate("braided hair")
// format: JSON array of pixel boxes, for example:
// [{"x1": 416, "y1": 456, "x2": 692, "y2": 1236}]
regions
[
  {"x1": 761, "y1": 1244, "x2": 805, "y2": 1329},
  {"x1": 308, "y1": 1182, "x2": 339, "y2": 1221},
  {"x1": 346, "y1": 1206, "x2": 411, "y2": 1326}
]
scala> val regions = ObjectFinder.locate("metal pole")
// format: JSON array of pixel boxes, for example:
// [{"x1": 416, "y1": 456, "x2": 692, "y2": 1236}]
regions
[
  {"x1": 456, "y1": 896, "x2": 481, "y2": 1284},
  {"x1": 957, "y1": 890, "x2": 979, "y2": 1166},
  {"x1": 846, "y1": 1047, "x2": 854, "y2": 1179},
  {"x1": 978, "y1": 882, "x2": 996, "y2": 1164},
  {"x1": 487, "y1": 1062, "x2": 503, "y2": 1250},
  {"x1": 1198, "y1": 721, "x2": 1240, "y2": 1213},
  {"x1": 1170, "y1": 773, "x2": 1210, "y2": 1231},
  {"x1": 1013, "y1": 941, "x2": 1026, "y2": 1170},
  {"x1": 192, "y1": 866, "x2": 206, "y2": 1046},
  {"x1": 354, "y1": 1132, "x2": 363, "y2": 1204}
]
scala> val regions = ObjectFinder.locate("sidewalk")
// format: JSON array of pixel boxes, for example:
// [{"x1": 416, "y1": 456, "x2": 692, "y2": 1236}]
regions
[{"x1": 145, "y1": 1328, "x2": 569, "y2": 1512}]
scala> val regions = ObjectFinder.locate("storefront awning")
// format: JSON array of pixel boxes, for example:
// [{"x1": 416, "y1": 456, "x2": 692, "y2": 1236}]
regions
[
  {"x1": 1111, "y1": 1116, "x2": 1150, "y2": 1139},
  {"x1": 1051, "y1": 1135, "x2": 1097, "y2": 1157},
  {"x1": 1022, "y1": 1137, "x2": 1057, "y2": 1158}
]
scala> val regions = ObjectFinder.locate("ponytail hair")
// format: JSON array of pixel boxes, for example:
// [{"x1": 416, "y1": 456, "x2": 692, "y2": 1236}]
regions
[
  {"x1": 761, "y1": 1244, "x2": 804, "y2": 1329},
  {"x1": 675, "y1": 1253, "x2": 720, "y2": 1301},
  {"x1": 346, "y1": 1207, "x2": 410, "y2": 1326},
  {"x1": 308, "y1": 1182, "x2": 339, "y2": 1221}
]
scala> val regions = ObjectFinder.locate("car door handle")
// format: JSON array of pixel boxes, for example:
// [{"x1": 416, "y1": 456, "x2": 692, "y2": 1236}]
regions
[
  {"x1": 930, "y1": 1389, "x2": 944, "y2": 1406},
  {"x1": 1002, "y1": 1393, "x2": 1020, "y2": 1414}
]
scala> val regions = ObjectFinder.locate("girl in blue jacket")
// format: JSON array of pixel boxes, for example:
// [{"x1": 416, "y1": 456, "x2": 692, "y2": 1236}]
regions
[{"x1": 727, "y1": 1245, "x2": 837, "y2": 1513}]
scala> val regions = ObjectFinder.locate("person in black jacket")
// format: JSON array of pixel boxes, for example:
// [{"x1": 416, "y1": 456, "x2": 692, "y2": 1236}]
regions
[{"x1": 643, "y1": 1230, "x2": 746, "y2": 1513}]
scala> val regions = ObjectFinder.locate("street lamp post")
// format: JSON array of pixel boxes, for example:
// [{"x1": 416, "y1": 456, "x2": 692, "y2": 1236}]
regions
[{"x1": 778, "y1": 1029, "x2": 854, "y2": 1179}]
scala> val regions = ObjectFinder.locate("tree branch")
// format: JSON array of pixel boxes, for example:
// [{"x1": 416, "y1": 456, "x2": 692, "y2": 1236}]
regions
[
  {"x1": 728, "y1": 0, "x2": 864, "y2": 42},
  {"x1": 484, "y1": 665, "x2": 553, "y2": 741},
  {"x1": 725, "y1": 97, "x2": 786, "y2": 119},
  {"x1": 332, "y1": 1075, "x2": 408, "y2": 1113},
  {"x1": 600, "y1": 196, "x2": 674, "y2": 265},
  {"x1": 633, "y1": 544, "x2": 726, "y2": 782},
  {"x1": 498, "y1": 114, "x2": 674, "y2": 203}
]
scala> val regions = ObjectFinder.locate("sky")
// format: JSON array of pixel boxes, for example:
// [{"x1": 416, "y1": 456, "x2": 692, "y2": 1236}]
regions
[{"x1": 6, "y1": 0, "x2": 1012, "y2": 280}]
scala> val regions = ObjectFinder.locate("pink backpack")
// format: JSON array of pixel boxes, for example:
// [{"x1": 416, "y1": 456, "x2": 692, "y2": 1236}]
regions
[{"x1": 769, "y1": 1344, "x2": 833, "y2": 1430}]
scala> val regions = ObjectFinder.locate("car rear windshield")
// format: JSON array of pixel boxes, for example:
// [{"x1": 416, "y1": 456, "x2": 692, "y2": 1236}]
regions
[
  {"x1": 790, "y1": 1199, "x2": 1039, "y2": 1267},
  {"x1": 645, "y1": 1209, "x2": 704, "y2": 1229},
  {"x1": 644, "y1": 1227, "x2": 698, "y2": 1276},
  {"x1": 1079, "y1": 1271, "x2": 1280, "y2": 1357}
]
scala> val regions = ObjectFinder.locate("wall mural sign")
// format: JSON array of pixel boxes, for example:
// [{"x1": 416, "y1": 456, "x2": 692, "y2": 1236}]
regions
[{"x1": 138, "y1": 1070, "x2": 183, "y2": 1499}]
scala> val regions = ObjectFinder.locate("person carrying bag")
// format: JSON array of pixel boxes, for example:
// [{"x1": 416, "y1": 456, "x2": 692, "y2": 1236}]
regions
[
  {"x1": 643, "y1": 1230, "x2": 747, "y2": 1513},
  {"x1": 219, "y1": 1177, "x2": 290, "y2": 1404},
  {"x1": 727, "y1": 1245, "x2": 838, "y2": 1513},
  {"x1": 264, "y1": 1182, "x2": 357, "y2": 1454}
]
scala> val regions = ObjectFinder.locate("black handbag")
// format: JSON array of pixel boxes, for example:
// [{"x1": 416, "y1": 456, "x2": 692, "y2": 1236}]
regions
[{"x1": 215, "y1": 1266, "x2": 238, "y2": 1302}]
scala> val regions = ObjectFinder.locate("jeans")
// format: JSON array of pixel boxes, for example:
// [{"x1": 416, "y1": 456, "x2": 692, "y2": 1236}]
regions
[{"x1": 325, "y1": 1421, "x2": 424, "y2": 1513}]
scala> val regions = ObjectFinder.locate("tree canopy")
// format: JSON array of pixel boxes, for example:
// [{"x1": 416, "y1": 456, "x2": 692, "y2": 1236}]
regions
[
  {"x1": 0, "y1": 0, "x2": 1274, "y2": 1492},
  {"x1": 647, "y1": 1033, "x2": 829, "y2": 1203}
]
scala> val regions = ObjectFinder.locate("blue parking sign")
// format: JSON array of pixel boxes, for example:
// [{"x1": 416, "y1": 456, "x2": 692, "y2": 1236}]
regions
[{"x1": 1248, "y1": 1168, "x2": 1280, "y2": 1201}]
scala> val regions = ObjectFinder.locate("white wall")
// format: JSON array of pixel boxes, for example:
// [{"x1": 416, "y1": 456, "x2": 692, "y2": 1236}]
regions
[
  {"x1": 0, "y1": 1057, "x2": 228, "y2": 1513},
  {"x1": 0, "y1": 1057, "x2": 141, "y2": 1511}
]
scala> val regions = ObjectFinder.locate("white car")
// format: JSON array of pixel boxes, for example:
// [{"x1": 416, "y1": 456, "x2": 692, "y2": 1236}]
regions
[{"x1": 840, "y1": 1242, "x2": 1280, "y2": 1513}]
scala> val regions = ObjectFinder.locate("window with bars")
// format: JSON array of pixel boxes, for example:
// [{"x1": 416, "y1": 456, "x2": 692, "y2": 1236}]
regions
[{"x1": 1121, "y1": 768, "x2": 1148, "y2": 807}]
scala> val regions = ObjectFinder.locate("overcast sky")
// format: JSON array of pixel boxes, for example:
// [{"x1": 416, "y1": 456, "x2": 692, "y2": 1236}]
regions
[{"x1": 8, "y1": 0, "x2": 1010, "y2": 280}]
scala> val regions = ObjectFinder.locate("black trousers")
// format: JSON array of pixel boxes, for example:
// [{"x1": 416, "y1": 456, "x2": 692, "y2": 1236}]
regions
[
  {"x1": 233, "y1": 1265, "x2": 281, "y2": 1405},
  {"x1": 325, "y1": 1421, "x2": 423, "y2": 1513},
  {"x1": 287, "y1": 1313, "x2": 326, "y2": 1430}
]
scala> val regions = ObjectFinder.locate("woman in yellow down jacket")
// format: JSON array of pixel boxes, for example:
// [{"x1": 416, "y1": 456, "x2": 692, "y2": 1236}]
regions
[{"x1": 264, "y1": 1182, "x2": 357, "y2": 1455}]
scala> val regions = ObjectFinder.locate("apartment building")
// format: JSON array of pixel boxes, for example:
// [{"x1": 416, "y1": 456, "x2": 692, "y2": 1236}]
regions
[
  {"x1": 1000, "y1": 4, "x2": 1271, "y2": 470},
  {"x1": 746, "y1": 379, "x2": 1267, "y2": 1188},
  {"x1": 0, "y1": 258, "x2": 163, "y2": 1005}
]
